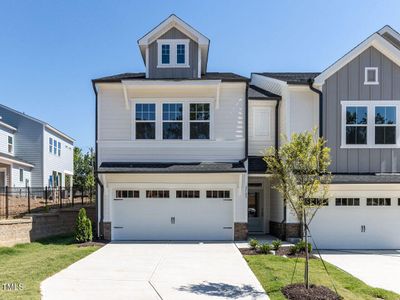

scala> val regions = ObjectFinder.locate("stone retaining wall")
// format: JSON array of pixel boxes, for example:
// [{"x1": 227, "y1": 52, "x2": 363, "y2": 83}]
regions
[{"x1": 0, "y1": 206, "x2": 95, "y2": 247}]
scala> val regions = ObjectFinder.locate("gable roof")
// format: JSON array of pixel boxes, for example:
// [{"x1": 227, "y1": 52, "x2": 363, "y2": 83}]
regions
[
  {"x1": 314, "y1": 25, "x2": 400, "y2": 86},
  {"x1": 0, "y1": 104, "x2": 74, "y2": 143},
  {"x1": 255, "y1": 72, "x2": 320, "y2": 85},
  {"x1": 137, "y1": 14, "x2": 210, "y2": 74}
]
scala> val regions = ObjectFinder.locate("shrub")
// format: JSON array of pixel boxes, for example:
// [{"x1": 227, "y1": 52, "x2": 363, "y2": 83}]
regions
[
  {"x1": 249, "y1": 238, "x2": 259, "y2": 249},
  {"x1": 258, "y1": 243, "x2": 272, "y2": 254},
  {"x1": 289, "y1": 245, "x2": 298, "y2": 255},
  {"x1": 296, "y1": 240, "x2": 312, "y2": 253},
  {"x1": 75, "y1": 208, "x2": 93, "y2": 243},
  {"x1": 271, "y1": 239, "x2": 282, "y2": 251}
]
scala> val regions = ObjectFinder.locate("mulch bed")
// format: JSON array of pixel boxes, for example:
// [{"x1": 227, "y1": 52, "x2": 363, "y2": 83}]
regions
[
  {"x1": 282, "y1": 283, "x2": 341, "y2": 300},
  {"x1": 239, "y1": 247, "x2": 316, "y2": 258},
  {"x1": 77, "y1": 239, "x2": 109, "y2": 247}
]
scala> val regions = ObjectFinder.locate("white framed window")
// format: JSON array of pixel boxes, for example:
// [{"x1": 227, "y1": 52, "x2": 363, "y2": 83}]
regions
[
  {"x1": 53, "y1": 139, "x2": 57, "y2": 155},
  {"x1": 49, "y1": 137, "x2": 53, "y2": 153},
  {"x1": 7, "y1": 135, "x2": 13, "y2": 154},
  {"x1": 162, "y1": 103, "x2": 183, "y2": 139},
  {"x1": 157, "y1": 39, "x2": 189, "y2": 68},
  {"x1": 341, "y1": 101, "x2": 400, "y2": 148},
  {"x1": 189, "y1": 103, "x2": 210, "y2": 140},
  {"x1": 364, "y1": 67, "x2": 379, "y2": 85},
  {"x1": 58, "y1": 141, "x2": 61, "y2": 156},
  {"x1": 19, "y1": 168, "x2": 23, "y2": 182},
  {"x1": 135, "y1": 103, "x2": 156, "y2": 139}
]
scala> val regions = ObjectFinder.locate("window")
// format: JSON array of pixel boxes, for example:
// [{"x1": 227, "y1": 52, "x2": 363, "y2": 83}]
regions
[
  {"x1": 345, "y1": 106, "x2": 367, "y2": 144},
  {"x1": 304, "y1": 198, "x2": 329, "y2": 206},
  {"x1": 19, "y1": 169, "x2": 23, "y2": 182},
  {"x1": 115, "y1": 190, "x2": 139, "y2": 198},
  {"x1": 135, "y1": 103, "x2": 156, "y2": 139},
  {"x1": 58, "y1": 141, "x2": 61, "y2": 156},
  {"x1": 177, "y1": 44, "x2": 185, "y2": 64},
  {"x1": 161, "y1": 44, "x2": 170, "y2": 64},
  {"x1": 49, "y1": 137, "x2": 53, "y2": 153},
  {"x1": 7, "y1": 136, "x2": 13, "y2": 153},
  {"x1": 53, "y1": 139, "x2": 57, "y2": 155},
  {"x1": 335, "y1": 198, "x2": 360, "y2": 206},
  {"x1": 157, "y1": 39, "x2": 189, "y2": 67},
  {"x1": 206, "y1": 190, "x2": 230, "y2": 198},
  {"x1": 375, "y1": 106, "x2": 396, "y2": 144},
  {"x1": 364, "y1": 67, "x2": 379, "y2": 85},
  {"x1": 190, "y1": 103, "x2": 210, "y2": 139},
  {"x1": 146, "y1": 190, "x2": 169, "y2": 198},
  {"x1": 163, "y1": 103, "x2": 183, "y2": 139},
  {"x1": 176, "y1": 190, "x2": 200, "y2": 198},
  {"x1": 366, "y1": 198, "x2": 391, "y2": 206}
]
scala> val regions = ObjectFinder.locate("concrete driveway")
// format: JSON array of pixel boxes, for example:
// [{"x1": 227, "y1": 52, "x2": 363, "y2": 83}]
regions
[
  {"x1": 320, "y1": 250, "x2": 400, "y2": 294},
  {"x1": 41, "y1": 242, "x2": 268, "y2": 300}
]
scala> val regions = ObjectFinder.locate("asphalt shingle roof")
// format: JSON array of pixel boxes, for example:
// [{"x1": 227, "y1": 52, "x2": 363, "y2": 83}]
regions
[
  {"x1": 248, "y1": 85, "x2": 280, "y2": 100},
  {"x1": 93, "y1": 72, "x2": 249, "y2": 83},
  {"x1": 331, "y1": 174, "x2": 400, "y2": 184},
  {"x1": 255, "y1": 72, "x2": 321, "y2": 85},
  {"x1": 98, "y1": 161, "x2": 246, "y2": 173},
  {"x1": 248, "y1": 156, "x2": 268, "y2": 174}
]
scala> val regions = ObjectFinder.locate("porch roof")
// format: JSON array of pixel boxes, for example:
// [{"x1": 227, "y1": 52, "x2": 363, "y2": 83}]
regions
[{"x1": 0, "y1": 153, "x2": 34, "y2": 168}]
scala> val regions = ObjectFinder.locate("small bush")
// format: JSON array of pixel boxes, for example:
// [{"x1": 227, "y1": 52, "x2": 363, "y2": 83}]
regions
[
  {"x1": 75, "y1": 208, "x2": 93, "y2": 243},
  {"x1": 296, "y1": 240, "x2": 312, "y2": 253},
  {"x1": 271, "y1": 239, "x2": 282, "y2": 251},
  {"x1": 289, "y1": 245, "x2": 298, "y2": 255},
  {"x1": 258, "y1": 243, "x2": 272, "y2": 254},
  {"x1": 249, "y1": 238, "x2": 259, "y2": 249}
]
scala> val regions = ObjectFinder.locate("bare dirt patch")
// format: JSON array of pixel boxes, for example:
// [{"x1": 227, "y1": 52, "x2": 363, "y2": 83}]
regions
[{"x1": 282, "y1": 283, "x2": 341, "y2": 300}]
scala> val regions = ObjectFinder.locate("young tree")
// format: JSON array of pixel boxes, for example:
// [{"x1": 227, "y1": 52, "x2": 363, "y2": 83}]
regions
[{"x1": 264, "y1": 129, "x2": 332, "y2": 288}]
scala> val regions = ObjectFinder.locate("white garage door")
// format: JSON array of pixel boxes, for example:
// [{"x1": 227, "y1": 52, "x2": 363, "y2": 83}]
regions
[
  {"x1": 111, "y1": 188, "x2": 233, "y2": 241},
  {"x1": 309, "y1": 197, "x2": 400, "y2": 249}
]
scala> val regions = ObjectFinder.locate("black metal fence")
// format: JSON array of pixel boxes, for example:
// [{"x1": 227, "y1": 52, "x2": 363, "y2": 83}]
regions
[{"x1": 0, "y1": 186, "x2": 95, "y2": 219}]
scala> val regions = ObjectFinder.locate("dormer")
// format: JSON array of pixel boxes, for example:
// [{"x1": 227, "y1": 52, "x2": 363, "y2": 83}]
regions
[{"x1": 138, "y1": 15, "x2": 210, "y2": 79}]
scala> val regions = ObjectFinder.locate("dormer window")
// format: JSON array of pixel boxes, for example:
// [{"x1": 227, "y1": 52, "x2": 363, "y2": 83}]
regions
[
  {"x1": 364, "y1": 67, "x2": 379, "y2": 85},
  {"x1": 157, "y1": 39, "x2": 189, "y2": 68}
]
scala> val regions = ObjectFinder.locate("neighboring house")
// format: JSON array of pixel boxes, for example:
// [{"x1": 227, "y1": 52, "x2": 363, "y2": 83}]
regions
[
  {"x1": 250, "y1": 25, "x2": 400, "y2": 249},
  {"x1": 0, "y1": 104, "x2": 74, "y2": 188},
  {"x1": 94, "y1": 15, "x2": 400, "y2": 249}
]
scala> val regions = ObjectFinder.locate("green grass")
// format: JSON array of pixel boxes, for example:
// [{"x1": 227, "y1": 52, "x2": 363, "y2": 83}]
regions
[
  {"x1": 245, "y1": 255, "x2": 400, "y2": 300},
  {"x1": 0, "y1": 235, "x2": 100, "y2": 300}
]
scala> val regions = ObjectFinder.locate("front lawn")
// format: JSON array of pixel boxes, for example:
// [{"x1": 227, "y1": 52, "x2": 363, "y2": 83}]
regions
[
  {"x1": 0, "y1": 236, "x2": 100, "y2": 300},
  {"x1": 245, "y1": 254, "x2": 399, "y2": 300}
]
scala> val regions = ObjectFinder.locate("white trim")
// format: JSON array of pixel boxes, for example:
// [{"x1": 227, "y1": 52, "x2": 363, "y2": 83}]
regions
[
  {"x1": 121, "y1": 80, "x2": 221, "y2": 87},
  {"x1": 157, "y1": 39, "x2": 190, "y2": 68},
  {"x1": 0, "y1": 120, "x2": 16, "y2": 132},
  {"x1": 340, "y1": 100, "x2": 400, "y2": 148},
  {"x1": 0, "y1": 156, "x2": 34, "y2": 168},
  {"x1": 314, "y1": 33, "x2": 400, "y2": 86},
  {"x1": 64, "y1": 170, "x2": 74, "y2": 176},
  {"x1": 45, "y1": 125, "x2": 74, "y2": 143},
  {"x1": 364, "y1": 67, "x2": 379, "y2": 85},
  {"x1": 145, "y1": 47, "x2": 149, "y2": 78},
  {"x1": 122, "y1": 83, "x2": 129, "y2": 110},
  {"x1": 197, "y1": 47, "x2": 201, "y2": 78}
]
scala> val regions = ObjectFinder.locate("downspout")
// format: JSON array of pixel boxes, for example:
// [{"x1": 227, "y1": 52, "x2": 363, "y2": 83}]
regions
[
  {"x1": 92, "y1": 80, "x2": 104, "y2": 239},
  {"x1": 308, "y1": 78, "x2": 323, "y2": 137},
  {"x1": 240, "y1": 81, "x2": 249, "y2": 163}
]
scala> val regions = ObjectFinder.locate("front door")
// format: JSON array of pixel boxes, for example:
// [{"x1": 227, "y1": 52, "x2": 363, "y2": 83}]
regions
[{"x1": 248, "y1": 189, "x2": 264, "y2": 232}]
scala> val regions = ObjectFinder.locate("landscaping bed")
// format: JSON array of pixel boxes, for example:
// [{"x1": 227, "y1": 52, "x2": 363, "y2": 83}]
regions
[{"x1": 0, "y1": 235, "x2": 101, "y2": 300}]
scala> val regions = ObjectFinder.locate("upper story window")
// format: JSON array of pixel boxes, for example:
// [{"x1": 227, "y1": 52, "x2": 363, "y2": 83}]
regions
[
  {"x1": 135, "y1": 103, "x2": 156, "y2": 139},
  {"x1": 163, "y1": 103, "x2": 183, "y2": 139},
  {"x1": 375, "y1": 106, "x2": 396, "y2": 144},
  {"x1": 190, "y1": 103, "x2": 210, "y2": 139},
  {"x1": 157, "y1": 39, "x2": 189, "y2": 68},
  {"x1": 342, "y1": 101, "x2": 400, "y2": 148},
  {"x1": 7, "y1": 135, "x2": 13, "y2": 154},
  {"x1": 19, "y1": 168, "x2": 23, "y2": 182},
  {"x1": 49, "y1": 137, "x2": 62, "y2": 156},
  {"x1": 364, "y1": 67, "x2": 379, "y2": 85},
  {"x1": 53, "y1": 139, "x2": 57, "y2": 155},
  {"x1": 345, "y1": 106, "x2": 367, "y2": 145},
  {"x1": 49, "y1": 137, "x2": 53, "y2": 153}
]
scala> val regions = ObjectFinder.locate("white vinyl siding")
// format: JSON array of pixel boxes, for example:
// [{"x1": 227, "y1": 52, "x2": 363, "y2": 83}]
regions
[
  {"x1": 97, "y1": 83, "x2": 246, "y2": 163},
  {"x1": 11, "y1": 164, "x2": 31, "y2": 188},
  {"x1": 0, "y1": 128, "x2": 14, "y2": 156}
]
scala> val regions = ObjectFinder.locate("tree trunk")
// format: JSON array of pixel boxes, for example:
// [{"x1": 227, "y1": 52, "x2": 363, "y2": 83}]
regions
[{"x1": 303, "y1": 209, "x2": 310, "y2": 289}]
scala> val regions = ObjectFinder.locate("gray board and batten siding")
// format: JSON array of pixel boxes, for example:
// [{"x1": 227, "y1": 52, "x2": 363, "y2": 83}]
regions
[
  {"x1": 323, "y1": 46, "x2": 400, "y2": 173},
  {"x1": 148, "y1": 27, "x2": 199, "y2": 79}
]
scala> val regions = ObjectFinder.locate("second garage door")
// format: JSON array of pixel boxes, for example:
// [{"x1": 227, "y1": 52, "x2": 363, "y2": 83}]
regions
[
  {"x1": 111, "y1": 188, "x2": 233, "y2": 241},
  {"x1": 309, "y1": 197, "x2": 400, "y2": 249}
]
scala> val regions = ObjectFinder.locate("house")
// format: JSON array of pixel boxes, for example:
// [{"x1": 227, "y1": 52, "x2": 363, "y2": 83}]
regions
[
  {"x1": 93, "y1": 15, "x2": 249, "y2": 241},
  {"x1": 94, "y1": 15, "x2": 400, "y2": 249},
  {"x1": 250, "y1": 25, "x2": 400, "y2": 249},
  {"x1": 0, "y1": 104, "x2": 74, "y2": 188}
]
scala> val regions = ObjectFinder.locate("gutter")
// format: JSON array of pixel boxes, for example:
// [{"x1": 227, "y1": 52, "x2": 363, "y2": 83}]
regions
[
  {"x1": 308, "y1": 79, "x2": 323, "y2": 137},
  {"x1": 92, "y1": 80, "x2": 103, "y2": 239}
]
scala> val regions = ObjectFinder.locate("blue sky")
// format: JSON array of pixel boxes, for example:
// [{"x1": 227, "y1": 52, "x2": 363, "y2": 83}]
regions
[{"x1": 0, "y1": 0, "x2": 399, "y2": 149}]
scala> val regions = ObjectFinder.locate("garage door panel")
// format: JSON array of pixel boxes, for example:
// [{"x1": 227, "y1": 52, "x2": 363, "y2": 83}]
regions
[
  {"x1": 112, "y1": 193, "x2": 233, "y2": 241},
  {"x1": 310, "y1": 206, "x2": 400, "y2": 249}
]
